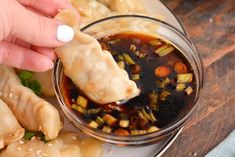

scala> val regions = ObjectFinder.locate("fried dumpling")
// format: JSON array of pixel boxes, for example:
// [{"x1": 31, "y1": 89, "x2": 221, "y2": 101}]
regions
[
  {"x1": 55, "y1": 10, "x2": 140, "y2": 104},
  {"x1": 0, "y1": 132, "x2": 103, "y2": 157},
  {"x1": 0, "y1": 99, "x2": 24, "y2": 149},
  {"x1": 98, "y1": 0, "x2": 147, "y2": 14},
  {"x1": 0, "y1": 65, "x2": 62, "y2": 140},
  {"x1": 70, "y1": 0, "x2": 111, "y2": 26}
]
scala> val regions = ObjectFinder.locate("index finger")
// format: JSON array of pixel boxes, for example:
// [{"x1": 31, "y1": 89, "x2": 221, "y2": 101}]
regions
[{"x1": 18, "y1": 0, "x2": 77, "y2": 17}]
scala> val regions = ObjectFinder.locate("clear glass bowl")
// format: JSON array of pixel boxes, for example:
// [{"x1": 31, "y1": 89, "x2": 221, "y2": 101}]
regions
[{"x1": 53, "y1": 15, "x2": 204, "y2": 146}]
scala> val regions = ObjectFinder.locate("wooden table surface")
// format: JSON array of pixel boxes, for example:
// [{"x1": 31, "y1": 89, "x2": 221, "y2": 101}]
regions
[{"x1": 161, "y1": 0, "x2": 235, "y2": 156}]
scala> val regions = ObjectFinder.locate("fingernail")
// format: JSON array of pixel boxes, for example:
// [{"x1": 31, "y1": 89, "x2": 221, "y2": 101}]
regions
[{"x1": 57, "y1": 25, "x2": 74, "y2": 43}]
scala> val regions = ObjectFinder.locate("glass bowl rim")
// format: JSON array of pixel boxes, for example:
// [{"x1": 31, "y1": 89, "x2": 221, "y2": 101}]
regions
[{"x1": 53, "y1": 14, "x2": 204, "y2": 145}]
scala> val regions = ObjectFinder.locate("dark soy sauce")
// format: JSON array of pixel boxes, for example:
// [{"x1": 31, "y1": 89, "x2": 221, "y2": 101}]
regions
[{"x1": 62, "y1": 32, "x2": 196, "y2": 135}]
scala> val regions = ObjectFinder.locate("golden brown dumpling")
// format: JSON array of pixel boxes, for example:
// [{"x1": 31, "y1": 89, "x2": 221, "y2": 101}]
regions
[
  {"x1": 0, "y1": 65, "x2": 62, "y2": 140},
  {"x1": 0, "y1": 99, "x2": 24, "y2": 149}
]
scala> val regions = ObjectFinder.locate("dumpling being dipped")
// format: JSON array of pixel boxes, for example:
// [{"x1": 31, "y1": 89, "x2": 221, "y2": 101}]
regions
[{"x1": 55, "y1": 10, "x2": 140, "y2": 104}]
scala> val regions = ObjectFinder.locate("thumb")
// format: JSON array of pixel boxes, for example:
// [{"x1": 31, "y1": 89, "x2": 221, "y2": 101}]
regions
[{"x1": 2, "y1": 0, "x2": 75, "y2": 47}]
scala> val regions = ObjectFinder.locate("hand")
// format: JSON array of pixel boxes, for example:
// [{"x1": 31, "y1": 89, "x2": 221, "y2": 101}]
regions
[{"x1": 0, "y1": 0, "x2": 79, "y2": 72}]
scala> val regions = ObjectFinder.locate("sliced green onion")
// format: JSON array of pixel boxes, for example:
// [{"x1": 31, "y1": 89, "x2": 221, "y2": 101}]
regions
[
  {"x1": 76, "y1": 96, "x2": 88, "y2": 108},
  {"x1": 85, "y1": 108, "x2": 101, "y2": 115},
  {"x1": 176, "y1": 83, "x2": 186, "y2": 91},
  {"x1": 96, "y1": 116, "x2": 104, "y2": 126},
  {"x1": 149, "y1": 40, "x2": 161, "y2": 46},
  {"x1": 88, "y1": 121, "x2": 99, "y2": 129},
  {"x1": 23, "y1": 131, "x2": 36, "y2": 140},
  {"x1": 71, "y1": 104, "x2": 84, "y2": 113},
  {"x1": 123, "y1": 53, "x2": 135, "y2": 65},
  {"x1": 154, "y1": 44, "x2": 174, "y2": 56},
  {"x1": 138, "y1": 111, "x2": 148, "y2": 122},
  {"x1": 147, "y1": 126, "x2": 160, "y2": 133},
  {"x1": 149, "y1": 111, "x2": 157, "y2": 122},
  {"x1": 149, "y1": 91, "x2": 158, "y2": 111},
  {"x1": 159, "y1": 90, "x2": 171, "y2": 101},
  {"x1": 134, "y1": 51, "x2": 140, "y2": 56},
  {"x1": 131, "y1": 74, "x2": 140, "y2": 81},
  {"x1": 130, "y1": 44, "x2": 137, "y2": 52},
  {"x1": 185, "y1": 86, "x2": 193, "y2": 95},
  {"x1": 119, "y1": 120, "x2": 130, "y2": 128},
  {"x1": 177, "y1": 73, "x2": 193, "y2": 83},
  {"x1": 103, "y1": 114, "x2": 117, "y2": 126},
  {"x1": 118, "y1": 61, "x2": 125, "y2": 69},
  {"x1": 118, "y1": 55, "x2": 124, "y2": 61},
  {"x1": 130, "y1": 129, "x2": 147, "y2": 135},
  {"x1": 102, "y1": 126, "x2": 112, "y2": 133}
]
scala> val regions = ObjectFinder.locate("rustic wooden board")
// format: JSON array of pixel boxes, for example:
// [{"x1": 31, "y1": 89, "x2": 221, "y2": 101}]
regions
[{"x1": 161, "y1": 0, "x2": 235, "y2": 156}]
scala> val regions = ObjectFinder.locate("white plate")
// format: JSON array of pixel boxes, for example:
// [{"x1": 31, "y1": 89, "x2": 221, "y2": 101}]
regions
[{"x1": 49, "y1": 1, "x2": 185, "y2": 157}]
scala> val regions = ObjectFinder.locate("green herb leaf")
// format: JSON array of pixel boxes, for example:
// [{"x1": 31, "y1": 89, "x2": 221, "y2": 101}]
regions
[
  {"x1": 30, "y1": 80, "x2": 41, "y2": 95},
  {"x1": 19, "y1": 71, "x2": 33, "y2": 80},
  {"x1": 23, "y1": 131, "x2": 36, "y2": 140}
]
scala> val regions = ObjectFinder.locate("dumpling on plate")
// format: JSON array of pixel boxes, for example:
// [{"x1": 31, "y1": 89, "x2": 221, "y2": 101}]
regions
[
  {"x1": 69, "y1": 0, "x2": 111, "y2": 26},
  {"x1": 0, "y1": 99, "x2": 24, "y2": 149},
  {"x1": 98, "y1": 0, "x2": 147, "y2": 14},
  {"x1": 0, "y1": 65, "x2": 62, "y2": 140},
  {"x1": 0, "y1": 132, "x2": 103, "y2": 157},
  {"x1": 55, "y1": 10, "x2": 140, "y2": 104}
]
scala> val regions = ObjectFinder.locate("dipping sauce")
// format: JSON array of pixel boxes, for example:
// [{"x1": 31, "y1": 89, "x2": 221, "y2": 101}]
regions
[{"x1": 62, "y1": 32, "x2": 196, "y2": 136}]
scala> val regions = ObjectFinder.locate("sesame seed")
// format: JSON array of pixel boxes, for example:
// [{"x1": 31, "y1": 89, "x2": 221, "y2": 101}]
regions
[
  {"x1": 19, "y1": 140, "x2": 24, "y2": 144},
  {"x1": 31, "y1": 136, "x2": 36, "y2": 141},
  {"x1": 36, "y1": 150, "x2": 42, "y2": 155},
  {"x1": 47, "y1": 143, "x2": 53, "y2": 147},
  {"x1": 9, "y1": 92, "x2": 13, "y2": 98},
  {"x1": 28, "y1": 148, "x2": 33, "y2": 151},
  {"x1": 72, "y1": 136, "x2": 77, "y2": 140},
  {"x1": 18, "y1": 147, "x2": 22, "y2": 151}
]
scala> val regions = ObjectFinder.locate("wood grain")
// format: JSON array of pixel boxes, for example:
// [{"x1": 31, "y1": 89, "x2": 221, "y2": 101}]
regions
[{"x1": 161, "y1": 0, "x2": 235, "y2": 156}]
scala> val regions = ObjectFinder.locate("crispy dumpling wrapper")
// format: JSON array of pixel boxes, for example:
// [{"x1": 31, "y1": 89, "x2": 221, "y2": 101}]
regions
[
  {"x1": 0, "y1": 65, "x2": 62, "y2": 140},
  {"x1": 0, "y1": 132, "x2": 103, "y2": 157},
  {"x1": 0, "y1": 99, "x2": 24, "y2": 149},
  {"x1": 98, "y1": 0, "x2": 147, "y2": 14},
  {"x1": 55, "y1": 10, "x2": 140, "y2": 104}
]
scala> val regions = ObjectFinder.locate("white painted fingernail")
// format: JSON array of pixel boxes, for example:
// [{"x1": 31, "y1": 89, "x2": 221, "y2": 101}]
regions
[{"x1": 57, "y1": 25, "x2": 74, "y2": 42}]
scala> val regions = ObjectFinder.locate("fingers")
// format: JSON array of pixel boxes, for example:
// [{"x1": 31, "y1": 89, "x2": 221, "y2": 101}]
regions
[
  {"x1": 12, "y1": 2, "x2": 74, "y2": 47},
  {"x1": 0, "y1": 42, "x2": 54, "y2": 72},
  {"x1": 0, "y1": 0, "x2": 75, "y2": 47},
  {"x1": 17, "y1": 0, "x2": 76, "y2": 16},
  {"x1": 31, "y1": 46, "x2": 57, "y2": 60}
]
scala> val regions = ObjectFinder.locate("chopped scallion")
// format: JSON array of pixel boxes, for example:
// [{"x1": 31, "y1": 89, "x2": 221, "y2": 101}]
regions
[
  {"x1": 76, "y1": 96, "x2": 88, "y2": 108},
  {"x1": 123, "y1": 53, "x2": 135, "y2": 65},
  {"x1": 185, "y1": 86, "x2": 193, "y2": 95},
  {"x1": 118, "y1": 61, "x2": 125, "y2": 69},
  {"x1": 177, "y1": 73, "x2": 193, "y2": 83},
  {"x1": 155, "y1": 44, "x2": 174, "y2": 56},
  {"x1": 88, "y1": 121, "x2": 99, "y2": 129},
  {"x1": 149, "y1": 40, "x2": 161, "y2": 46},
  {"x1": 71, "y1": 104, "x2": 84, "y2": 113},
  {"x1": 23, "y1": 131, "x2": 36, "y2": 140},
  {"x1": 176, "y1": 83, "x2": 186, "y2": 91}
]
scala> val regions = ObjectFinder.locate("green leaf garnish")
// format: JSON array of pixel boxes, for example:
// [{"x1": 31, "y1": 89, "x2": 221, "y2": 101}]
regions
[
  {"x1": 23, "y1": 131, "x2": 36, "y2": 140},
  {"x1": 30, "y1": 80, "x2": 41, "y2": 95},
  {"x1": 19, "y1": 71, "x2": 33, "y2": 80}
]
